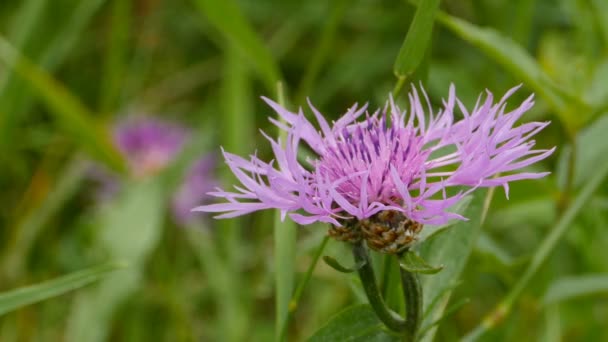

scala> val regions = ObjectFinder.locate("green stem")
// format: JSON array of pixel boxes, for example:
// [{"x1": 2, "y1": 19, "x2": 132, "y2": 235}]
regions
[
  {"x1": 392, "y1": 76, "x2": 406, "y2": 99},
  {"x1": 400, "y1": 265, "x2": 422, "y2": 339},
  {"x1": 279, "y1": 235, "x2": 330, "y2": 342},
  {"x1": 353, "y1": 242, "x2": 422, "y2": 340}
]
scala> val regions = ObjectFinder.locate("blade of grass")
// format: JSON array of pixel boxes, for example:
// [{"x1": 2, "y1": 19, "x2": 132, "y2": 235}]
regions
[
  {"x1": 0, "y1": 0, "x2": 46, "y2": 92},
  {"x1": 192, "y1": 0, "x2": 283, "y2": 93},
  {"x1": 393, "y1": 0, "x2": 440, "y2": 93},
  {"x1": 0, "y1": 0, "x2": 106, "y2": 152},
  {"x1": 98, "y1": 0, "x2": 131, "y2": 115},
  {"x1": 0, "y1": 262, "x2": 124, "y2": 316},
  {"x1": 185, "y1": 226, "x2": 244, "y2": 342},
  {"x1": 462, "y1": 159, "x2": 608, "y2": 341},
  {"x1": 0, "y1": 35, "x2": 125, "y2": 173},
  {"x1": 294, "y1": 0, "x2": 347, "y2": 104},
  {"x1": 210, "y1": 47, "x2": 253, "y2": 342},
  {"x1": 274, "y1": 82, "x2": 298, "y2": 342},
  {"x1": 543, "y1": 274, "x2": 608, "y2": 305}
]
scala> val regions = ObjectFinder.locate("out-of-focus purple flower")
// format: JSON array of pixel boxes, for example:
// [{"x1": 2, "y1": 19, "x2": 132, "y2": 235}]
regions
[
  {"x1": 114, "y1": 118, "x2": 188, "y2": 178},
  {"x1": 171, "y1": 155, "x2": 218, "y2": 226},
  {"x1": 194, "y1": 85, "x2": 554, "y2": 228}
]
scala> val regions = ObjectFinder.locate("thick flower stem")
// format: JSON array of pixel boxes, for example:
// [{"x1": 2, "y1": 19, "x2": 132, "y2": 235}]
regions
[
  {"x1": 352, "y1": 243, "x2": 422, "y2": 340},
  {"x1": 400, "y1": 264, "x2": 422, "y2": 339}
]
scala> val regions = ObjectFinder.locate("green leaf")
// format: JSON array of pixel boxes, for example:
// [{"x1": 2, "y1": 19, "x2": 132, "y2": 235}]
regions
[
  {"x1": 543, "y1": 274, "x2": 608, "y2": 305},
  {"x1": 418, "y1": 188, "x2": 492, "y2": 342},
  {"x1": 0, "y1": 0, "x2": 106, "y2": 156},
  {"x1": 0, "y1": 262, "x2": 123, "y2": 316},
  {"x1": 308, "y1": 304, "x2": 399, "y2": 342},
  {"x1": 393, "y1": 0, "x2": 440, "y2": 78},
  {"x1": 0, "y1": 35, "x2": 125, "y2": 173},
  {"x1": 66, "y1": 179, "x2": 164, "y2": 342},
  {"x1": 322, "y1": 256, "x2": 366, "y2": 274},
  {"x1": 192, "y1": 0, "x2": 282, "y2": 92},
  {"x1": 434, "y1": 10, "x2": 588, "y2": 129},
  {"x1": 574, "y1": 114, "x2": 608, "y2": 187},
  {"x1": 399, "y1": 251, "x2": 443, "y2": 275},
  {"x1": 295, "y1": 0, "x2": 347, "y2": 103},
  {"x1": 98, "y1": 0, "x2": 131, "y2": 114}
]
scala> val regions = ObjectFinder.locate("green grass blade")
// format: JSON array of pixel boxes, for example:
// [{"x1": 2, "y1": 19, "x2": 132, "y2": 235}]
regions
[
  {"x1": 0, "y1": 35, "x2": 125, "y2": 173},
  {"x1": 0, "y1": 0, "x2": 106, "y2": 152},
  {"x1": 434, "y1": 11, "x2": 589, "y2": 131},
  {"x1": 0, "y1": 262, "x2": 124, "y2": 316},
  {"x1": 98, "y1": 0, "x2": 131, "y2": 115},
  {"x1": 295, "y1": 1, "x2": 347, "y2": 104},
  {"x1": 543, "y1": 274, "x2": 608, "y2": 305},
  {"x1": 193, "y1": 0, "x2": 282, "y2": 92},
  {"x1": 393, "y1": 0, "x2": 440, "y2": 79},
  {"x1": 0, "y1": 0, "x2": 46, "y2": 93}
]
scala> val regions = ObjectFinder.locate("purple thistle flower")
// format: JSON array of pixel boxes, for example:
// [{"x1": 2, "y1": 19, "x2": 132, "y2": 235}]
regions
[
  {"x1": 194, "y1": 85, "x2": 554, "y2": 230},
  {"x1": 114, "y1": 118, "x2": 188, "y2": 178},
  {"x1": 171, "y1": 155, "x2": 218, "y2": 226}
]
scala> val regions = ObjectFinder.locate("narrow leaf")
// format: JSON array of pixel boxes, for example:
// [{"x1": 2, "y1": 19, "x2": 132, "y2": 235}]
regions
[
  {"x1": 399, "y1": 251, "x2": 443, "y2": 275},
  {"x1": 0, "y1": 35, "x2": 125, "y2": 172},
  {"x1": 192, "y1": 0, "x2": 282, "y2": 92},
  {"x1": 543, "y1": 274, "x2": 608, "y2": 305},
  {"x1": 322, "y1": 256, "x2": 366, "y2": 274},
  {"x1": 393, "y1": 0, "x2": 440, "y2": 78},
  {"x1": 0, "y1": 262, "x2": 123, "y2": 316}
]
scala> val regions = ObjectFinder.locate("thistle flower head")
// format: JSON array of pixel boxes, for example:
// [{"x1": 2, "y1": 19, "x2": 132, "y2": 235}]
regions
[
  {"x1": 195, "y1": 85, "x2": 554, "y2": 250},
  {"x1": 114, "y1": 118, "x2": 188, "y2": 178}
]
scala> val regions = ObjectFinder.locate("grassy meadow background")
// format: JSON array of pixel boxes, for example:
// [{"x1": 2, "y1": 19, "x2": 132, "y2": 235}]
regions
[{"x1": 1, "y1": 0, "x2": 608, "y2": 341}]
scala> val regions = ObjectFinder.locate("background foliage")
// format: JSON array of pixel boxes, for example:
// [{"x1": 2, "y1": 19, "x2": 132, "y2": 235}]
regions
[{"x1": 0, "y1": 0, "x2": 607, "y2": 341}]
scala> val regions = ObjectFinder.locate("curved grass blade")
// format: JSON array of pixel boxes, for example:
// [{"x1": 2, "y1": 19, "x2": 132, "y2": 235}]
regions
[
  {"x1": 0, "y1": 262, "x2": 124, "y2": 316},
  {"x1": 543, "y1": 274, "x2": 608, "y2": 305},
  {"x1": 0, "y1": 36, "x2": 125, "y2": 173},
  {"x1": 192, "y1": 0, "x2": 282, "y2": 92}
]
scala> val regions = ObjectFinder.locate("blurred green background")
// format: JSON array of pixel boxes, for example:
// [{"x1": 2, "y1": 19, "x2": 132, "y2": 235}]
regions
[{"x1": 0, "y1": 0, "x2": 607, "y2": 341}]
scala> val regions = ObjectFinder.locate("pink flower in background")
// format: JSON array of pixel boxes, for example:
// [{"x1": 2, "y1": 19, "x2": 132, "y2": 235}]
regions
[
  {"x1": 195, "y1": 85, "x2": 554, "y2": 227},
  {"x1": 171, "y1": 155, "x2": 218, "y2": 226},
  {"x1": 114, "y1": 118, "x2": 188, "y2": 178},
  {"x1": 92, "y1": 117, "x2": 217, "y2": 226}
]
